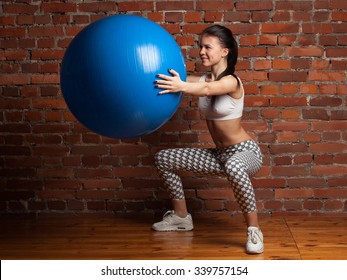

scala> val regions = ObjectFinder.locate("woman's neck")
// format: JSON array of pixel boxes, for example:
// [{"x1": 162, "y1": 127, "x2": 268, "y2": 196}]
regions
[{"x1": 211, "y1": 60, "x2": 228, "y2": 81}]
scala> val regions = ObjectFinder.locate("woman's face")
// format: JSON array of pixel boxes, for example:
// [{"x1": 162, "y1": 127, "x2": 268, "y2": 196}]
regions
[{"x1": 199, "y1": 35, "x2": 228, "y2": 67}]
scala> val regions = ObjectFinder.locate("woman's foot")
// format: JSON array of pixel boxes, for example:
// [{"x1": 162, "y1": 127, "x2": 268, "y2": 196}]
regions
[
  {"x1": 246, "y1": 226, "x2": 264, "y2": 254},
  {"x1": 152, "y1": 210, "x2": 194, "y2": 231}
]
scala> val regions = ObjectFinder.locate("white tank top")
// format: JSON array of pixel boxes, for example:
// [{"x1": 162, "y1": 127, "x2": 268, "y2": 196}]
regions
[{"x1": 198, "y1": 75, "x2": 244, "y2": 120}]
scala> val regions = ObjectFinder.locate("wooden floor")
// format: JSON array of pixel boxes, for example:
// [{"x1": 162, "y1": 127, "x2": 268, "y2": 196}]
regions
[{"x1": 0, "y1": 214, "x2": 346, "y2": 260}]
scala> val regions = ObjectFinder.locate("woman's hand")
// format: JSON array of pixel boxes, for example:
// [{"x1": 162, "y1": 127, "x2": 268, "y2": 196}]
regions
[{"x1": 155, "y1": 69, "x2": 185, "y2": 94}]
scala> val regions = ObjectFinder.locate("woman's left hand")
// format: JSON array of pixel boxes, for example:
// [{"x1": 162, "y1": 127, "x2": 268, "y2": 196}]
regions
[{"x1": 155, "y1": 69, "x2": 185, "y2": 94}]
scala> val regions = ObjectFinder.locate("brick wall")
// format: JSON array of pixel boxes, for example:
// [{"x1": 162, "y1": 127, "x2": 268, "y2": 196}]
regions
[{"x1": 1, "y1": 0, "x2": 346, "y2": 216}]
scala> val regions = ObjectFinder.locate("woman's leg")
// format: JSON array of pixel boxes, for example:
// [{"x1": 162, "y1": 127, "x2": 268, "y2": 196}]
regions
[
  {"x1": 171, "y1": 199, "x2": 188, "y2": 218},
  {"x1": 154, "y1": 147, "x2": 223, "y2": 217},
  {"x1": 155, "y1": 148, "x2": 222, "y2": 195},
  {"x1": 222, "y1": 144, "x2": 264, "y2": 253},
  {"x1": 224, "y1": 150, "x2": 262, "y2": 217},
  {"x1": 244, "y1": 212, "x2": 259, "y2": 228}
]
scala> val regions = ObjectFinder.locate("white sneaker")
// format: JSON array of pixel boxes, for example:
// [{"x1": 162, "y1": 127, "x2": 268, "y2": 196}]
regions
[
  {"x1": 246, "y1": 226, "x2": 264, "y2": 254},
  {"x1": 152, "y1": 210, "x2": 194, "y2": 231}
]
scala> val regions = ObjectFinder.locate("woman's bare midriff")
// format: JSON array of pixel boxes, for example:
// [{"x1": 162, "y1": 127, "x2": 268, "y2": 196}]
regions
[{"x1": 206, "y1": 118, "x2": 252, "y2": 148}]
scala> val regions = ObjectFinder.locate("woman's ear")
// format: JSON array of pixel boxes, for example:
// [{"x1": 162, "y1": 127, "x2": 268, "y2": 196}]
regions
[{"x1": 222, "y1": 48, "x2": 229, "y2": 58}]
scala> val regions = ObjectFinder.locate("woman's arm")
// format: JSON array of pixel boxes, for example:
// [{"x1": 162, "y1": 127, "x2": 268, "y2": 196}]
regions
[
  {"x1": 156, "y1": 69, "x2": 238, "y2": 97},
  {"x1": 186, "y1": 75, "x2": 201, "y2": 83}
]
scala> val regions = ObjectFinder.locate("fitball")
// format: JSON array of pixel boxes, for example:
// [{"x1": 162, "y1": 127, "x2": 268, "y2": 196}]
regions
[{"x1": 60, "y1": 15, "x2": 186, "y2": 138}]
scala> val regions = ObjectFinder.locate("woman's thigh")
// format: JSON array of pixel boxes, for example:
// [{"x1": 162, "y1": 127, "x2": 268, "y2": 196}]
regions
[{"x1": 155, "y1": 147, "x2": 224, "y2": 175}]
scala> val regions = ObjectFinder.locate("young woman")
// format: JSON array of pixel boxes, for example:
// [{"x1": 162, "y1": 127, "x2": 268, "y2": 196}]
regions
[{"x1": 152, "y1": 25, "x2": 264, "y2": 254}]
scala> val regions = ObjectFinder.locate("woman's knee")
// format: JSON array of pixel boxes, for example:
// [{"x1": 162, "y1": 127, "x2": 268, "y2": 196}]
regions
[
  {"x1": 155, "y1": 149, "x2": 176, "y2": 171},
  {"x1": 154, "y1": 150, "x2": 166, "y2": 170},
  {"x1": 225, "y1": 158, "x2": 246, "y2": 176}
]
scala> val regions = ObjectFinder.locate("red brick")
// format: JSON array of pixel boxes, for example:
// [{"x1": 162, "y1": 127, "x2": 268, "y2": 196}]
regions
[
  {"x1": 309, "y1": 96, "x2": 342, "y2": 106},
  {"x1": 319, "y1": 84, "x2": 337, "y2": 94},
  {"x1": 332, "y1": 12, "x2": 347, "y2": 22},
  {"x1": 205, "y1": 200, "x2": 225, "y2": 211},
  {"x1": 240, "y1": 35, "x2": 257, "y2": 46},
  {"x1": 325, "y1": 200, "x2": 344, "y2": 211},
  {"x1": 38, "y1": 190, "x2": 74, "y2": 200},
  {"x1": 67, "y1": 200, "x2": 84, "y2": 210},
  {"x1": 332, "y1": 61, "x2": 347, "y2": 70},
  {"x1": 310, "y1": 143, "x2": 347, "y2": 153},
  {"x1": 312, "y1": 121, "x2": 347, "y2": 131},
  {"x1": 278, "y1": 35, "x2": 296, "y2": 45},
  {"x1": 197, "y1": 189, "x2": 233, "y2": 200},
  {"x1": 282, "y1": 109, "x2": 300, "y2": 119},
  {"x1": 33, "y1": 146, "x2": 69, "y2": 156},
  {"x1": 157, "y1": 1, "x2": 194, "y2": 11},
  {"x1": 165, "y1": 12, "x2": 184, "y2": 23},
  {"x1": 282, "y1": 84, "x2": 299, "y2": 94},
  {"x1": 80, "y1": 179, "x2": 120, "y2": 189},
  {"x1": 116, "y1": 190, "x2": 153, "y2": 200},
  {"x1": 313, "y1": 188, "x2": 347, "y2": 198},
  {"x1": 28, "y1": 201, "x2": 46, "y2": 211},
  {"x1": 239, "y1": 47, "x2": 267, "y2": 58},
  {"x1": 304, "y1": 200, "x2": 323, "y2": 210},
  {"x1": 0, "y1": 74, "x2": 30, "y2": 85},
  {"x1": 312, "y1": 166, "x2": 347, "y2": 176},
  {"x1": 0, "y1": 191, "x2": 35, "y2": 200},
  {"x1": 308, "y1": 71, "x2": 346, "y2": 82},
  {"x1": 269, "y1": 143, "x2": 308, "y2": 154},
  {"x1": 284, "y1": 201, "x2": 303, "y2": 211},
  {"x1": 3, "y1": 4, "x2": 39, "y2": 14},
  {"x1": 183, "y1": 12, "x2": 201, "y2": 23},
  {"x1": 197, "y1": 0, "x2": 234, "y2": 11},
  {"x1": 228, "y1": 23, "x2": 260, "y2": 35},
  {"x1": 78, "y1": 2, "x2": 116, "y2": 12},
  {"x1": 41, "y1": 3, "x2": 76, "y2": 13},
  {"x1": 77, "y1": 190, "x2": 114, "y2": 200},
  {"x1": 277, "y1": 1, "x2": 313, "y2": 10},
  {"x1": 262, "y1": 23, "x2": 299, "y2": 33},
  {"x1": 264, "y1": 201, "x2": 283, "y2": 211},
  {"x1": 272, "y1": 166, "x2": 308, "y2": 177},
  {"x1": 33, "y1": 124, "x2": 70, "y2": 133},
  {"x1": 303, "y1": 109, "x2": 329, "y2": 120},
  {"x1": 236, "y1": 1, "x2": 272, "y2": 11},
  {"x1": 224, "y1": 12, "x2": 250, "y2": 22},
  {"x1": 260, "y1": 85, "x2": 279, "y2": 95},
  {"x1": 272, "y1": 11, "x2": 290, "y2": 22},
  {"x1": 329, "y1": 178, "x2": 347, "y2": 187},
  {"x1": 302, "y1": 23, "x2": 333, "y2": 34},
  {"x1": 252, "y1": 11, "x2": 271, "y2": 22},
  {"x1": 277, "y1": 131, "x2": 300, "y2": 143},
  {"x1": 32, "y1": 99, "x2": 67, "y2": 109},
  {"x1": 270, "y1": 97, "x2": 307, "y2": 106},
  {"x1": 37, "y1": 168, "x2": 74, "y2": 178},
  {"x1": 269, "y1": 72, "x2": 307, "y2": 82},
  {"x1": 114, "y1": 167, "x2": 153, "y2": 177},
  {"x1": 326, "y1": 48, "x2": 347, "y2": 57},
  {"x1": 204, "y1": 12, "x2": 223, "y2": 22},
  {"x1": 273, "y1": 59, "x2": 290, "y2": 70},
  {"x1": 286, "y1": 46, "x2": 324, "y2": 57},
  {"x1": 289, "y1": 179, "x2": 323, "y2": 190}
]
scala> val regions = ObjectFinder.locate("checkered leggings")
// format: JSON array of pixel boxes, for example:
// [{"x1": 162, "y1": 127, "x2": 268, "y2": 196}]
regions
[{"x1": 155, "y1": 140, "x2": 263, "y2": 213}]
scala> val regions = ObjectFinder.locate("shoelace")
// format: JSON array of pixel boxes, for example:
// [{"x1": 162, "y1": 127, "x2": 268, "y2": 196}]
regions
[
  {"x1": 162, "y1": 210, "x2": 175, "y2": 222},
  {"x1": 248, "y1": 229, "x2": 261, "y2": 244}
]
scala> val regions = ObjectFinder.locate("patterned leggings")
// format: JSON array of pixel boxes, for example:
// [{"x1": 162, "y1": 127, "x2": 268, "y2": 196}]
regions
[{"x1": 155, "y1": 140, "x2": 263, "y2": 213}]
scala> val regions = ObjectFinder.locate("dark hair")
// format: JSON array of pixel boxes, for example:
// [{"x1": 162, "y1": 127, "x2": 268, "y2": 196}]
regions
[{"x1": 201, "y1": 25, "x2": 239, "y2": 83}]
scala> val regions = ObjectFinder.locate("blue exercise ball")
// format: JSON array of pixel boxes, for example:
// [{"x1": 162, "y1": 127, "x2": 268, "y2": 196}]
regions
[{"x1": 61, "y1": 15, "x2": 186, "y2": 138}]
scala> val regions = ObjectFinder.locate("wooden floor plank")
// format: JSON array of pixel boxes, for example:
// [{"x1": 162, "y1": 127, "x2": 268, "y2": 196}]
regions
[
  {"x1": 285, "y1": 217, "x2": 347, "y2": 260},
  {"x1": 0, "y1": 215, "x2": 344, "y2": 260}
]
